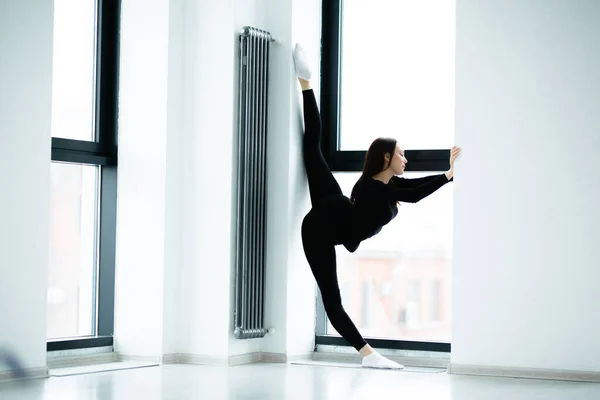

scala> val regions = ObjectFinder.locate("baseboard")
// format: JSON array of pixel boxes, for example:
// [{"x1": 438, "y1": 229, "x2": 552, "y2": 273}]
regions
[
  {"x1": 285, "y1": 353, "x2": 314, "y2": 363},
  {"x1": 114, "y1": 353, "x2": 164, "y2": 364},
  {"x1": 161, "y1": 354, "x2": 180, "y2": 364},
  {"x1": 313, "y1": 351, "x2": 449, "y2": 369},
  {"x1": 0, "y1": 366, "x2": 48, "y2": 383},
  {"x1": 159, "y1": 352, "x2": 291, "y2": 366},
  {"x1": 229, "y1": 352, "x2": 261, "y2": 365},
  {"x1": 172, "y1": 353, "x2": 230, "y2": 366},
  {"x1": 162, "y1": 352, "x2": 262, "y2": 366},
  {"x1": 47, "y1": 352, "x2": 116, "y2": 369},
  {"x1": 116, "y1": 352, "x2": 260, "y2": 366},
  {"x1": 448, "y1": 363, "x2": 600, "y2": 383},
  {"x1": 259, "y1": 352, "x2": 287, "y2": 363}
]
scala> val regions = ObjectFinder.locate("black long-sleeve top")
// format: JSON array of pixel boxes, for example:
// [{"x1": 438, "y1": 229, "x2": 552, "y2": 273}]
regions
[{"x1": 342, "y1": 173, "x2": 453, "y2": 252}]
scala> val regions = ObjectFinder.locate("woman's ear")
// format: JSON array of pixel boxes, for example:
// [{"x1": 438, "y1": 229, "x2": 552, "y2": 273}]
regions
[{"x1": 383, "y1": 152, "x2": 391, "y2": 168}]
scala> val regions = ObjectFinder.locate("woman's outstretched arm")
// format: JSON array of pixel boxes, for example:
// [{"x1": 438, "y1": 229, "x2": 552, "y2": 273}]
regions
[
  {"x1": 390, "y1": 146, "x2": 460, "y2": 202},
  {"x1": 390, "y1": 174, "x2": 452, "y2": 189},
  {"x1": 388, "y1": 174, "x2": 452, "y2": 203}
]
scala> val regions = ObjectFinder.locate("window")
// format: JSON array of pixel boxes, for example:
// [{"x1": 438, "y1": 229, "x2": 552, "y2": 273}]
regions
[
  {"x1": 316, "y1": 0, "x2": 455, "y2": 352},
  {"x1": 51, "y1": 0, "x2": 97, "y2": 142},
  {"x1": 406, "y1": 281, "x2": 421, "y2": 330},
  {"x1": 48, "y1": 163, "x2": 99, "y2": 339},
  {"x1": 360, "y1": 282, "x2": 369, "y2": 327},
  {"x1": 338, "y1": 1, "x2": 456, "y2": 152},
  {"x1": 48, "y1": 0, "x2": 120, "y2": 350},
  {"x1": 430, "y1": 280, "x2": 442, "y2": 322}
]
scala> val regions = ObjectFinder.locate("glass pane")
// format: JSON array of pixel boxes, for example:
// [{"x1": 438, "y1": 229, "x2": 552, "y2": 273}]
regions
[
  {"x1": 47, "y1": 162, "x2": 99, "y2": 339},
  {"x1": 326, "y1": 172, "x2": 453, "y2": 342},
  {"x1": 339, "y1": 0, "x2": 456, "y2": 150},
  {"x1": 51, "y1": 0, "x2": 98, "y2": 141}
]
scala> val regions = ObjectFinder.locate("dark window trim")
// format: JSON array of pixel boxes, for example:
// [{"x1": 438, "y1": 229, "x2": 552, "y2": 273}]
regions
[
  {"x1": 95, "y1": 0, "x2": 120, "y2": 161},
  {"x1": 317, "y1": 0, "x2": 452, "y2": 353},
  {"x1": 94, "y1": 0, "x2": 121, "y2": 338},
  {"x1": 51, "y1": 138, "x2": 113, "y2": 166},
  {"x1": 97, "y1": 165, "x2": 118, "y2": 336},
  {"x1": 47, "y1": 336, "x2": 113, "y2": 352},
  {"x1": 325, "y1": 149, "x2": 452, "y2": 172},
  {"x1": 315, "y1": 335, "x2": 450, "y2": 353},
  {"x1": 48, "y1": 0, "x2": 120, "y2": 349}
]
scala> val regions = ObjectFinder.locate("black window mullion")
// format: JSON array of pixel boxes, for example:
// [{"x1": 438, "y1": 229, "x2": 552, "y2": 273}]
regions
[
  {"x1": 97, "y1": 166, "x2": 117, "y2": 336},
  {"x1": 94, "y1": 0, "x2": 120, "y2": 338},
  {"x1": 320, "y1": 0, "x2": 343, "y2": 160},
  {"x1": 327, "y1": 150, "x2": 451, "y2": 172},
  {"x1": 51, "y1": 138, "x2": 110, "y2": 166},
  {"x1": 47, "y1": 336, "x2": 113, "y2": 352},
  {"x1": 315, "y1": 335, "x2": 450, "y2": 353},
  {"x1": 95, "y1": 0, "x2": 120, "y2": 165}
]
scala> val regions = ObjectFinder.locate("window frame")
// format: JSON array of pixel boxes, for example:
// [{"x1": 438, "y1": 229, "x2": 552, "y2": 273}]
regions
[
  {"x1": 47, "y1": 0, "x2": 120, "y2": 352},
  {"x1": 316, "y1": 0, "x2": 451, "y2": 353}
]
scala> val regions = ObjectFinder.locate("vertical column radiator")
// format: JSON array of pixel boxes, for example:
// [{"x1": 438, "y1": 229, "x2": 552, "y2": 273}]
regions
[{"x1": 233, "y1": 26, "x2": 273, "y2": 339}]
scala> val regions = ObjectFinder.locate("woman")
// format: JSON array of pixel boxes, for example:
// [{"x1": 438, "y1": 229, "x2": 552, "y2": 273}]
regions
[{"x1": 293, "y1": 44, "x2": 461, "y2": 369}]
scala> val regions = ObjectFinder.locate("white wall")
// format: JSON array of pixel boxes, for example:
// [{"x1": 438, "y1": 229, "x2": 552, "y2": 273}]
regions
[
  {"x1": 256, "y1": 0, "x2": 297, "y2": 356},
  {"x1": 177, "y1": 0, "x2": 237, "y2": 357},
  {"x1": 113, "y1": 0, "x2": 175, "y2": 358},
  {"x1": 453, "y1": 0, "x2": 600, "y2": 372},
  {"x1": 162, "y1": 0, "x2": 186, "y2": 358},
  {"x1": 284, "y1": 0, "x2": 322, "y2": 357},
  {"x1": 0, "y1": 1, "x2": 53, "y2": 373}
]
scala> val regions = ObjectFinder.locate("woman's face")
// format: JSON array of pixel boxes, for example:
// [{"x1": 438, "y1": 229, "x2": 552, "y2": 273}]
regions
[{"x1": 389, "y1": 145, "x2": 407, "y2": 175}]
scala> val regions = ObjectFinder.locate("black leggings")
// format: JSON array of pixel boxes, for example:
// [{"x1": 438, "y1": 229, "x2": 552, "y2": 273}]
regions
[{"x1": 300, "y1": 89, "x2": 367, "y2": 352}]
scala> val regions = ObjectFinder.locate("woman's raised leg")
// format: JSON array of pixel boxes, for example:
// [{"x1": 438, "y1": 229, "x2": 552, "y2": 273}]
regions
[
  {"x1": 293, "y1": 44, "x2": 343, "y2": 206},
  {"x1": 300, "y1": 85, "x2": 343, "y2": 206}
]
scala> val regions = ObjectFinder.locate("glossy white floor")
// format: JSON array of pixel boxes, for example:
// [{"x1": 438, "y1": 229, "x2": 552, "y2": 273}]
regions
[{"x1": 1, "y1": 362, "x2": 600, "y2": 400}]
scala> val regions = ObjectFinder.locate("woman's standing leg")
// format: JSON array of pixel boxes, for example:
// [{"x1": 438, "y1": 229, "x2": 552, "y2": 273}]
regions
[
  {"x1": 301, "y1": 215, "x2": 367, "y2": 351},
  {"x1": 301, "y1": 215, "x2": 403, "y2": 369}
]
